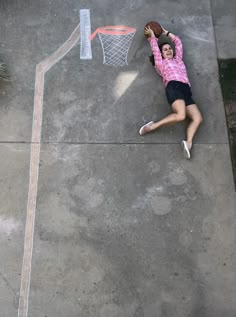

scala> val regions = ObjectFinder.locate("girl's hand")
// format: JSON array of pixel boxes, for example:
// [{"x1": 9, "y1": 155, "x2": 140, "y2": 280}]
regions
[
  {"x1": 161, "y1": 27, "x2": 168, "y2": 35},
  {"x1": 144, "y1": 26, "x2": 155, "y2": 38}
]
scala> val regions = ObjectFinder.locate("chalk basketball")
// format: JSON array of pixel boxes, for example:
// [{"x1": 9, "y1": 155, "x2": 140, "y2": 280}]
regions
[{"x1": 144, "y1": 21, "x2": 163, "y2": 38}]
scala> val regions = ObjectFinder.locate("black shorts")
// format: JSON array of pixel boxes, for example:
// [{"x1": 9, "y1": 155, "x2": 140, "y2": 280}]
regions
[{"x1": 165, "y1": 80, "x2": 195, "y2": 106}]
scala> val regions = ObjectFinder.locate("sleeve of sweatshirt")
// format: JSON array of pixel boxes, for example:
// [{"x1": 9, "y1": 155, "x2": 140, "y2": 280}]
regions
[
  {"x1": 172, "y1": 36, "x2": 183, "y2": 60},
  {"x1": 148, "y1": 37, "x2": 163, "y2": 74}
]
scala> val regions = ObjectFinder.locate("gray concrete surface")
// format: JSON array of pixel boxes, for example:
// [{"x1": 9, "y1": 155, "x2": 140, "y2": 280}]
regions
[
  {"x1": 211, "y1": 0, "x2": 236, "y2": 59},
  {"x1": 0, "y1": 0, "x2": 236, "y2": 316},
  {"x1": 0, "y1": 144, "x2": 30, "y2": 317},
  {"x1": 29, "y1": 144, "x2": 236, "y2": 317}
]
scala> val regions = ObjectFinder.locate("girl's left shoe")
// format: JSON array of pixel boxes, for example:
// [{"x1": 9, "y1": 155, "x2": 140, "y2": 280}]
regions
[
  {"x1": 139, "y1": 121, "x2": 154, "y2": 136},
  {"x1": 181, "y1": 140, "x2": 191, "y2": 159}
]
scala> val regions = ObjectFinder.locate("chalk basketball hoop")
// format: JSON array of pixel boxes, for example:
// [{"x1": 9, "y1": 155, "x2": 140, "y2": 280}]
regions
[{"x1": 90, "y1": 25, "x2": 136, "y2": 66}]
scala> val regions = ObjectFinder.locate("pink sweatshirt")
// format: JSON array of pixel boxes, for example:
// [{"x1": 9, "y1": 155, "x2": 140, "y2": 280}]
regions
[{"x1": 149, "y1": 36, "x2": 191, "y2": 87}]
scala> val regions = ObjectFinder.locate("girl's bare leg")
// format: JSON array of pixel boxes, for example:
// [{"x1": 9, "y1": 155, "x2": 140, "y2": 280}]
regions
[
  {"x1": 139, "y1": 99, "x2": 186, "y2": 135},
  {"x1": 185, "y1": 104, "x2": 203, "y2": 148}
]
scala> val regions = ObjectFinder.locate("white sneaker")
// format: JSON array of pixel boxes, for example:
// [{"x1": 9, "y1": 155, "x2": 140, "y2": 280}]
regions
[
  {"x1": 181, "y1": 140, "x2": 191, "y2": 159},
  {"x1": 139, "y1": 121, "x2": 154, "y2": 136}
]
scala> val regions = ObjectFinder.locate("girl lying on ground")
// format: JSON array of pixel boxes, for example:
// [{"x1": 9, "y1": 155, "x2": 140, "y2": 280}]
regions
[{"x1": 139, "y1": 25, "x2": 203, "y2": 159}]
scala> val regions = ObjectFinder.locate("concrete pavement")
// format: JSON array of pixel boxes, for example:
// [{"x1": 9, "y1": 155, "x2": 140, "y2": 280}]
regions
[{"x1": 0, "y1": 0, "x2": 235, "y2": 316}]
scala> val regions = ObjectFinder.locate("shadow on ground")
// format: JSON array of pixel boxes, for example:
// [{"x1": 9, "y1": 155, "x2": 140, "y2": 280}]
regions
[{"x1": 219, "y1": 59, "x2": 236, "y2": 189}]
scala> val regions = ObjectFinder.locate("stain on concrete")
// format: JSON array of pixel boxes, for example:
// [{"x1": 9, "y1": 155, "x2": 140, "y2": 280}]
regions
[
  {"x1": 99, "y1": 303, "x2": 125, "y2": 317},
  {"x1": 71, "y1": 177, "x2": 105, "y2": 211},
  {"x1": 179, "y1": 230, "x2": 193, "y2": 247},
  {"x1": 151, "y1": 196, "x2": 172, "y2": 216},
  {"x1": 0, "y1": 216, "x2": 20, "y2": 236},
  {"x1": 147, "y1": 160, "x2": 161, "y2": 175},
  {"x1": 168, "y1": 167, "x2": 187, "y2": 185}
]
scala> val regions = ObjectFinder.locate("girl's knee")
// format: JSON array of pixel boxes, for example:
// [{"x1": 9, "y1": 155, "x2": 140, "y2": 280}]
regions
[
  {"x1": 196, "y1": 114, "x2": 203, "y2": 125},
  {"x1": 176, "y1": 112, "x2": 186, "y2": 122}
]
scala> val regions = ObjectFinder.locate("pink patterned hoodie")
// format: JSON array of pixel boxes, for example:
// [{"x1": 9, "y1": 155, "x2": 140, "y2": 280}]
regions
[{"x1": 148, "y1": 36, "x2": 191, "y2": 87}]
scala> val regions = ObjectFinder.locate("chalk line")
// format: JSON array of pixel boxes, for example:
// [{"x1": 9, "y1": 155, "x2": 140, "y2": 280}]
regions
[{"x1": 18, "y1": 23, "x2": 80, "y2": 317}]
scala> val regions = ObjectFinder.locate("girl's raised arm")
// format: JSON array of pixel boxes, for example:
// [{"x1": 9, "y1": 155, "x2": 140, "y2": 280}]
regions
[{"x1": 162, "y1": 27, "x2": 183, "y2": 60}]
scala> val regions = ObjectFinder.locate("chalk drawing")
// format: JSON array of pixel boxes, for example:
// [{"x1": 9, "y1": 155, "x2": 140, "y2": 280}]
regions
[
  {"x1": 18, "y1": 16, "x2": 136, "y2": 317},
  {"x1": 18, "y1": 23, "x2": 81, "y2": 317},
  {"x1": 80, "y1": 9, "x2": 92, "y2": 59},
  {"x1": 113, "y1": 71, "x2": 138, "y2": 98},
  {"x1": 180, "y1": 16, "x2": 213, "y2": 42},
  {"x1": 90, "y1": 25, "x2": 136, "y2": 66}
]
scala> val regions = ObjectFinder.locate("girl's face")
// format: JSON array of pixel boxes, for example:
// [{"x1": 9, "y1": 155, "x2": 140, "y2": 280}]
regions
[{"x1": 161, "y1": 44, "x2": 173, "y2": 59}]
